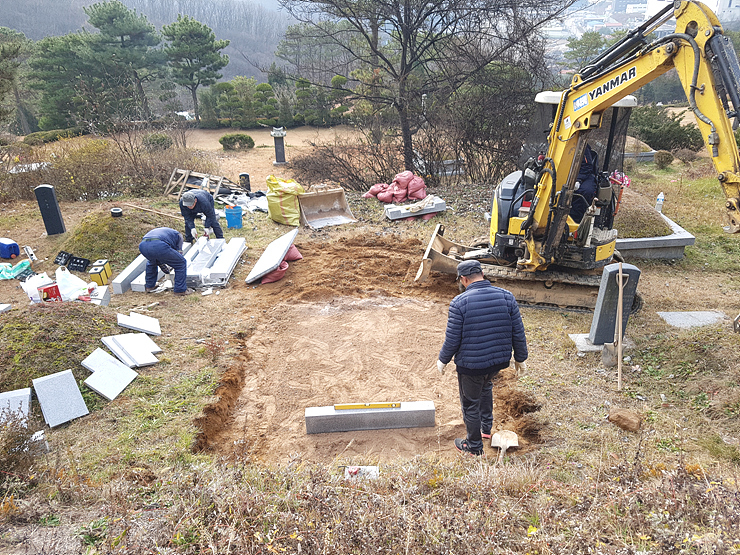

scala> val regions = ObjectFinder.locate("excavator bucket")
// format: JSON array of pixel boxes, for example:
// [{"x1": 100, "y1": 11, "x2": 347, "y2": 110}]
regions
[
  {"x1": 298, "y1": 184, "x2": 357, "y2": 230},
  {"x1": 415, "y1": 224, "x2": 494, "y2": 282}
]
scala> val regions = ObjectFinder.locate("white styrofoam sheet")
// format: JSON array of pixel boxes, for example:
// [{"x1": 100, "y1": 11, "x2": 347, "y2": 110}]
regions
[
  {"x1": 245, "y1": 228, "x2": 299, "y2": 284},
  {"x1": 117, "y1": 312, "x2": 161, "y2": 336},
  {"x1": 32, "y1": 370, "x2": 89, "y2": 427}
]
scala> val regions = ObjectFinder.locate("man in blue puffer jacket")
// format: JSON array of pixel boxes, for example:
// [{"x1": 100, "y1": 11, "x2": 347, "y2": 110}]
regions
[{"x1": 438, "y1": 260, "x2": 528, "y2": 456}]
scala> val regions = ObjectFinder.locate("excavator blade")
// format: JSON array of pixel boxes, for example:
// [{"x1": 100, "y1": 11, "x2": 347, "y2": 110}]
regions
[
  {"x1": 298, "y1": 185, "x2": 357, "y2": 229},
  {"x1": 415, "y1": 224, "x2": 603, "y2": 311}
]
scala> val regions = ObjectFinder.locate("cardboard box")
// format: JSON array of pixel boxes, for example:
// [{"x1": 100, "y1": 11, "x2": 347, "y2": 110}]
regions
[{"x1": 38, "y1": 283, "x2": 62, "y2": 302}]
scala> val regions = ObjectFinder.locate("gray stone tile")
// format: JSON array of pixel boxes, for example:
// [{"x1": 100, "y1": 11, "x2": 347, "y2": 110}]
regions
[
  {"x1": 82, "y1": 348, "x2": 134, "y2": 374},
  {"x1": 102, "y1": 336, "x2": 136, "y2": 367},
  {"x1": 111, "y1": 334, "x2": 158, "y2": 367},
  {"x1": 32, "y1": 370, "x2": 89, "y2": 427},
  {"x1": 84, "y1": 364, "x2": 138, "y2": 401},
  {"x1": 0, "y1": 387, "x2": 32, "y2": 420},
  {"x1": 117, "y1": 312, "x2": 161, "y2": 336},
  {"x1": 305, "y1": 401, "x2": 435, "y2": 434},
  {"x1": 657, "y1": 311, "x2": 726, "y2": 329}
]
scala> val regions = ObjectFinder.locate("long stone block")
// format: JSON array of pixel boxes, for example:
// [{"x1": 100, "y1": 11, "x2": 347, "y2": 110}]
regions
[
  {"x1": 305, "y1": 401, "x2": 435, "y2": 434},
  {"x1": 32, "y1": 370, "x2": 89, "y2": 427},
  {"x1": 0, "y1": 387, "x2": 32, "y2": 420},
  {"x1": 112, "y1": 254, "x2": 148, "y2": 294},
  {"x1": 384, "y1": 197, "x2": 446, "y2": 220}
]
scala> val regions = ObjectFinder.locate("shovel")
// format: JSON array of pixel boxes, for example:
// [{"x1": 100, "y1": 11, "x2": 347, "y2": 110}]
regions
[{"x1": 490, "y1": 430, "x2": 519, "y2": 462}]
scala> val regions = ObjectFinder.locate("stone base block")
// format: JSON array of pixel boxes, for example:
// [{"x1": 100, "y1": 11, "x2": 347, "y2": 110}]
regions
[{"x1": 305, "y1": 401, "x2": 435, "y2": 434}]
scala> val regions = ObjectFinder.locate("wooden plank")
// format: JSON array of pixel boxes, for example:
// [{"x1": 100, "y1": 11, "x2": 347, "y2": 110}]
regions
[
  {"x1": 176, "y1": 170, "x2": 192, "y2": 199},
  {"x1": 164, "y1": 168, "x2": 179, "y2": 195}
]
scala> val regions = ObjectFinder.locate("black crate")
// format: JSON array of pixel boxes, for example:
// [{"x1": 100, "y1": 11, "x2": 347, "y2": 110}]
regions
[
  {"x1": 67, "y1": 256, "x2": 90, "y2": 272},
  {"x1": 54, "y1": 251, "x2": 72, "y2": 266}
]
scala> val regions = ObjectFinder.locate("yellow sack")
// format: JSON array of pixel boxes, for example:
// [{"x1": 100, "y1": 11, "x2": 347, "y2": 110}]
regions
[{"x1": 266, "y1": 175, "x2": 305, "y2": 226}]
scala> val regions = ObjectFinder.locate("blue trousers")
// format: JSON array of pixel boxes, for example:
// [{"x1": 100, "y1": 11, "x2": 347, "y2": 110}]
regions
[
  {"x1": 457, "y1": 371, "x2": 498, "y2": 451},
  {"x1": 139, "y1": 240, "x2": 187, "y2": 293}
]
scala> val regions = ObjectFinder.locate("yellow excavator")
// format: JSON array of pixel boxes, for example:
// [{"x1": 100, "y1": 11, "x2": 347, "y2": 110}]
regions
[{"x1": 415, "y1": 0, "x2": 740, "y2": 309}]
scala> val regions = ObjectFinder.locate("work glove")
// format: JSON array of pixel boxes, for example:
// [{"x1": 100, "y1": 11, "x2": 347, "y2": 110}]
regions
[
  {"x1": 190, "y1": 228, "x2": 198, "y2": 240},
  {"x1": 204, "y1": 227, "x2": 214, "y2": 238},
  {"x1": 437, "y1": 360, "x2": 447, "y2": 376},
  {"x1": 515, "y1": 361, "x2": 526, "y2": 376}
]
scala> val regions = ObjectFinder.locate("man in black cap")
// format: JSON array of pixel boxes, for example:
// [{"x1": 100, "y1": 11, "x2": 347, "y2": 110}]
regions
[
  {"x1": 180, "y1": 190, "x2": 224, "y2": 242},
  {"x1": 437, "y1": 259, "x2": 528, "y2": 456}
]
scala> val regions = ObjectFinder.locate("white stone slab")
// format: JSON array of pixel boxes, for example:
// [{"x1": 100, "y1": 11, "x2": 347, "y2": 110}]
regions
[
  {"x1": 84, "y1": 364, "x2": 138, "y2": 401},
  {"x1": 125, "y1": 242, "x2": 194, "y2": 293},
  {"x1": 246, "y1": 228, "x2": 299, "y2": 284},
  {"x1": 202, "y1": 237, "x2": 247, "y2": 285},
  {"x1": 0, "y1": 303, "x2": 11, "y2": 314},
  {"x1": 0, "y1": 387, "x2": 32, "y2": 420},
  {"x1": 117, "y1": 312, "x2": 161, "y2": 336},
  {"x1": 111, "y1": 334, "x2": 159, "y2": 367},
  {"x1": 657, "y1": 311, "x2": 726, "y2": 329},
  {"x1": 131, "y1": 268, "x2": 163, "y2": 292},
  {"x1": 569, "y1": 333, "x2": 634, "y2": 353},
  {"x1": 102, "y1": 336, "x2": 135, "y2": 367},
  {"x1": 187, "y1": 239, "x2": 225, "y2": 286},
  {"x1": 89, "y1": 286, "x2": 110, "y2": 306},
  {"x1": 32, "y1": 370, "x2": 89, "y2": 427},
  {"x1": 82, "y1": 348, "x2": 134, "y2": 374}
]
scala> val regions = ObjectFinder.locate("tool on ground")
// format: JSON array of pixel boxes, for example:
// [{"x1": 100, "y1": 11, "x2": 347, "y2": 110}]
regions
[
  {"x1": 298, "y1": 184, "x2": 357, "y2": 230},
  {"x1": 334, "y1": 402, "x2": 401, "y2": 410},
  {"x1": 490, "y1": 430, "x2": 519, "y2": 462}
]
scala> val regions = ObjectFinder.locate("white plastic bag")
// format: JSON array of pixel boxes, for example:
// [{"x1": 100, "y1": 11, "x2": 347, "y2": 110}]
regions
[
  {"x1": 21, "y1": 272, "x2": 53, "y2": 303},
  {"x1": 55, "y1": 266, "x2": 89, "y2": 301}
]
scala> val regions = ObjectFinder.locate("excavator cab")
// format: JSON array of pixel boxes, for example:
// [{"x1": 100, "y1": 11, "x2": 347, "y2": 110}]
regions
[{"x1": 489, "y1": 92, "x2": 637, "y2": 266}]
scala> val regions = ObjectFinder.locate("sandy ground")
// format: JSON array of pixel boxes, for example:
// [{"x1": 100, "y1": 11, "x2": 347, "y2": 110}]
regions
[{"x1": 184, "y1": 125, "x2": 360, "y2": 190}]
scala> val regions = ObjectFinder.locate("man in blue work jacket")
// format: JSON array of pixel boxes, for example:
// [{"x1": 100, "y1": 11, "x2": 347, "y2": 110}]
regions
[
  {"x1": 138, "y1": 227, "x2": 192, "y2": 296},
  {"x1": 180, "y1": 189, "x2": 224, "y2": 242},
  {"x1": 437, "y1": 260, "x2": 528, "y2": 456}
]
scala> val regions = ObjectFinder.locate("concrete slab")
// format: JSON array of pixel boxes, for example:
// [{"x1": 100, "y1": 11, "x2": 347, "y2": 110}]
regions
[
  {"x1": 112, "y1": 254, "x2": 148, "y2": 295},
  {"x1": 117, "y1": 312, "x2": 161, "y2": 336},
  {"x1": 305, "y1": 400, "x2": 435, "y2": 434},
  {"x1": 246, "y1": 228, "x2": 299, "y2": 284},
  {"x1": 384, "y1": 196, "x2": 446, "y2": 220},
  {"x1": 82, "y1": 348, "x2": 134, "y2": 374},
  {"x1": 657, "y1": 311, "x2": 726, "y2": 329},
  {"x1": 84, "y1": 363, "x2": 138, "y2": 401},
  {"x1": 32, "y1": 370, "x2": 89, "y2": 427},
  {"x1": 0, "y1": 387, "x2": 32, "y2": 420}
]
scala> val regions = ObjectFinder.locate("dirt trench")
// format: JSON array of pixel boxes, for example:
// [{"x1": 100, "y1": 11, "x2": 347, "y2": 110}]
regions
[{"x1": 194, "y1": 235, "x2": 545, "y2": 463}]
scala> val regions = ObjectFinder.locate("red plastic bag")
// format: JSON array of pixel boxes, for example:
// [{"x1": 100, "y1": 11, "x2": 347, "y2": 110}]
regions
[
  {"x1": 261, "y1": 261, "x2": 289, "y2": 284},
  {"x1": 284, "y1": 244, "x2": 303, "y2": 261}
]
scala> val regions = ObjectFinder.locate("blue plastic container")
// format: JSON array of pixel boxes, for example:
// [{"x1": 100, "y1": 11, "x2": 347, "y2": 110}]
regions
[
  {"x1": 0, "y1": 238, "x2": 19, "y2": 259},
  {"x1": 225, "y1": 205, "x2": 243, "y2": 229}
]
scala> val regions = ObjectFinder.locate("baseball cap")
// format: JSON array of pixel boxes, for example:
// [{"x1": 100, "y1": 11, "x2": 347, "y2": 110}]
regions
[
  {"x1": 181, "y1": 191, "x2": 197, "y2": 208},
  {"x1": 456, "y1": 260, "x2": 482, "y2": 279}
]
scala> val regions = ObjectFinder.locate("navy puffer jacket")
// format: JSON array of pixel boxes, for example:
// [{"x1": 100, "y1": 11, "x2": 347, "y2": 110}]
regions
[{"x1": 439, "y1": 280, "x2": 528, "y2": 375}]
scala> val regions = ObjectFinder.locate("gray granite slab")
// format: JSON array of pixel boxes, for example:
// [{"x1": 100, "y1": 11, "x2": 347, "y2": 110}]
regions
[
  {"x1": 32, "y1": 370, "x2": 89, "y2": 427},
  {"x1": 384, "y1": 196, "x2": 446, "y2": 220},
  {"x1": 657, "y1": 311, "x2": 726, "y2": 329},
  {"x1": 117, "y1": 312, "x2": 161, "y2": 336},
  {"x1": 102, "y1": 336, "x2": 136, "y2": 367},
  {"x1": 111, "y1": 334, "x2": 159, "y2": 367},
  {"x1": 0, "y1": 387, "x2": 32, "y2": 420},
  {"x1": 305, "y1": 401, "x2": 435, "y2": 434},
  {"x1": 82, "y1": 348, "x2": 134, "y2": 374},
  {"x1": 112, "y1": 254, "x2": 148, "y2": 295},
  {"x1": 84, "y1": 364, "x2": 138, "y2": 401},
  {"x1": 246, "y1": 228, "x2": 299, "y2": 284}
]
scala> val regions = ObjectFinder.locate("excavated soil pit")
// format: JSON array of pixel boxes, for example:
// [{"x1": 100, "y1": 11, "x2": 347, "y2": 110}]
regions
[{"x1": 202, "y1": 295, "x2": 543, "y2": 464}]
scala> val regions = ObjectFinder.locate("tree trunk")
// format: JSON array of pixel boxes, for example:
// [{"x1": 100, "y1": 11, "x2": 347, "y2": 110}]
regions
[
  {"x1": 397, "y1": 79, "x2": 414, "y2": 171},
  {"x1": 13, "y1": 85, "x2": 30, "y2": 135},
  {"x1": 191, "y1": 87, "x2": 200, "y2": 122},
  {"x1": 133, "y1": 71, "x2": 151, "y2": 120}
]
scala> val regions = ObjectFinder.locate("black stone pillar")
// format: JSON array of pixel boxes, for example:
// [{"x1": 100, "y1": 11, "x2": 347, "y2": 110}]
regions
[{"x1": 34, "y1": 184, "x2": 66, "y2": 235}]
